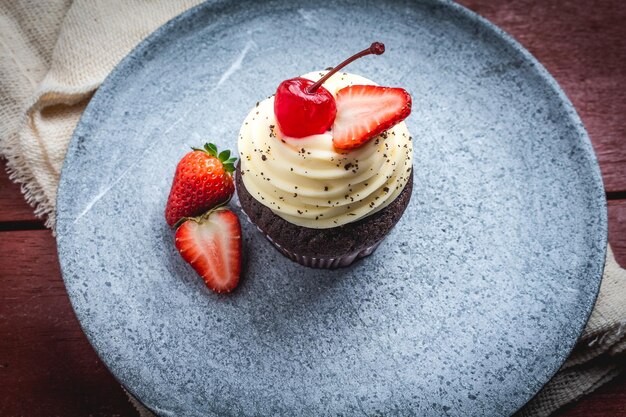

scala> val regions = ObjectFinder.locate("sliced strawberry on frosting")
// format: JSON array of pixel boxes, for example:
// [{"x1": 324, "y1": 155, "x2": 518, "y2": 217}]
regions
[
  {"x1": 332, "y1": 85, "x2": 412, "y2": 150},
  {"x1": 175, "y1": 209, "x2": 241, "y2": 293}
]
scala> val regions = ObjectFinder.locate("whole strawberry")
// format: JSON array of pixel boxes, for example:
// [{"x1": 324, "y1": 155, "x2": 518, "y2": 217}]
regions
[{"x1": 165, "y1": 143, "x2": 236, "y2": 227}]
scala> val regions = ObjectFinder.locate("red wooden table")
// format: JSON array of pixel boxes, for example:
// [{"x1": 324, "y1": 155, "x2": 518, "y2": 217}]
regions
[{"x1": 1, "y1": 1, "x2": 625, "y2": 415}]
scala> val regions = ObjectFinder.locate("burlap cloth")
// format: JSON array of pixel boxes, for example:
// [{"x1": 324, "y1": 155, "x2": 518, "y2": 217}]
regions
[{"x1": 1, "y1": 1, "x2": 624, "y2": 416}]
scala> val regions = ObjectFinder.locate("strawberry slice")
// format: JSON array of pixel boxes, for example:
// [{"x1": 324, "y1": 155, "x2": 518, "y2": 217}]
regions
[
  {"x1": 332, "y1": 85, "x2": 412, "y2": 150},
  {"x1": 175, "y1": 209, "x2": 241, "y2": 293}
]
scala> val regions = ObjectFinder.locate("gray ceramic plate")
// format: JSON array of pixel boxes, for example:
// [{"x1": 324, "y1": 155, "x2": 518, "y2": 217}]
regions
[{"x1": 56, "y1": 0, "x2": 607, "y2": 416}]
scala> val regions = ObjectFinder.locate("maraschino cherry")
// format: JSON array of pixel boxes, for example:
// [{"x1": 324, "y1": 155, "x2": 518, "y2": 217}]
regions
[{"x1": 274, "y1": 42, "x2": 385, "y2": 138}]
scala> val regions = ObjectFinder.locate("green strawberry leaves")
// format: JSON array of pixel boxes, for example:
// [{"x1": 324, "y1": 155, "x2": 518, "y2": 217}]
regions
[
  {"x1": 193, "y1": 142, "x2": 237, "y2": 173},
  {"x1": 218, "y1": 149, "x2": 230, "y2": 161},
  {"x1": 222, "y1": 160, "x2": 236, "y2": 173}
]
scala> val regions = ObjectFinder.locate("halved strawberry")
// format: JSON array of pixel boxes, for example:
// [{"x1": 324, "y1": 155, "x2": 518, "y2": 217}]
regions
[
  {"x1": 332, "y1": 85, "x2": 412, "y2": 150},
  {"x1": 175, "y1": 209, "x2": 241, "y2": 293}
]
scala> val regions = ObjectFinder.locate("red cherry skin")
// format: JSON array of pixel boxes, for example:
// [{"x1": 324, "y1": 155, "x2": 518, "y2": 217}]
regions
[{"x1": 274, "y1": 77, "x2": 337, "y2": 138}]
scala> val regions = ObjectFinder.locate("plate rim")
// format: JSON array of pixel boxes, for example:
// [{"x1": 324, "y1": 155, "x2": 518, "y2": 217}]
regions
[{"x1": 55, "y1": 0, "x2": 608, "y2": 415}]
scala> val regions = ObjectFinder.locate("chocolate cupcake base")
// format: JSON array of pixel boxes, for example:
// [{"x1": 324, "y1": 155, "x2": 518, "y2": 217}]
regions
[
  {"x1": 236, "y1": 164, "x2": 413, "y2": 268},
  {"x1": 237, "y1": 206, "x2": 384, "y2": 268}
]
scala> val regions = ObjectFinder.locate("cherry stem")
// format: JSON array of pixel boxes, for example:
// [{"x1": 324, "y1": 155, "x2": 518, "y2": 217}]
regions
[{"x1": 306, "y1": 42, "x2": 385, "y2": 94}]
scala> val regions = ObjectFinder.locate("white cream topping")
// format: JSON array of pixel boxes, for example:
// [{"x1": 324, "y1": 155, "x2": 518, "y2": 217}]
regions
[{"x1": 238, "y1": 71, "x2": 413, "y2": 228}]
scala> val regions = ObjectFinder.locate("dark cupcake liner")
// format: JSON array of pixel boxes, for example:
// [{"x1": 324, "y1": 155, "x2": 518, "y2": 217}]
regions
[
  {"x1": 267, "y1": 236, "x2": 381, "y2": 269},
  {"x1": 237, "y1": 201, "x2": 382, "y2": 269}
]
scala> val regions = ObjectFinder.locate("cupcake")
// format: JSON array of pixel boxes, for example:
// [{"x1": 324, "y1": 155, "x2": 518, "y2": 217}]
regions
[{"x1": 236, "y1": 43, "x2": 413, "y2": 268}]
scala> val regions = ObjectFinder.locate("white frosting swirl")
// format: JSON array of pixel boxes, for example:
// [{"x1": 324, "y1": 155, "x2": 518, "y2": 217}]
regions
[{"x1": 238, "y1": 71, "x2": 413, "y2": 228}]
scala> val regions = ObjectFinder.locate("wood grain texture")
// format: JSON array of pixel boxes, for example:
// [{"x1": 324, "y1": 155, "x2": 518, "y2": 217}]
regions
[
  {"x1": 458, "y1": 0, "x2": 626, "y2": 193},
  {"x1": 0, "y1": 230, "x2": 137, "y2": 416},
  {"x1": 0, "y1": 159, "x2": 40, "y2": 224},
  {"x1": 555, "y1": 371, "x2": 626, "y2": 417}
]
